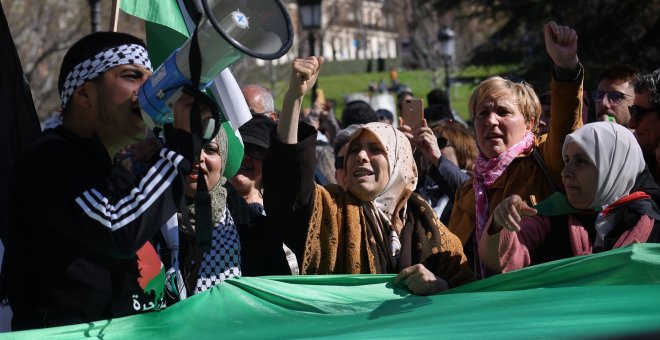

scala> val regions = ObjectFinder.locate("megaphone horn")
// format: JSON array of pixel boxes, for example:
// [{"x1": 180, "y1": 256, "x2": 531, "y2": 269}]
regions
[{"x1": 139, "y1": 0, "x2": 294, "y2": 129}]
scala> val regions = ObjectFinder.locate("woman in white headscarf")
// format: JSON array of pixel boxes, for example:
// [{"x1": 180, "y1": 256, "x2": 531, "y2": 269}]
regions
[
  {"x1": 479, "y1": 122, "x2": 660, "y2": 274},
  {"x1": 264, "y1": 57, "x2": 473, "y2": 295}
]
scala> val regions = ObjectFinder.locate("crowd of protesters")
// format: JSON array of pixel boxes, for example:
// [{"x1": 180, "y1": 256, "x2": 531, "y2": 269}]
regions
[{"x1": 1, "y1": 19, "x2": 658, "y2": 332}]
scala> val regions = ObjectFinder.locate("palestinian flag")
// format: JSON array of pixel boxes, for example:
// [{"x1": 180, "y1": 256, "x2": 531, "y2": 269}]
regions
[{"x1": 120, "y1": 0, "x2": 250, "y2": 178}]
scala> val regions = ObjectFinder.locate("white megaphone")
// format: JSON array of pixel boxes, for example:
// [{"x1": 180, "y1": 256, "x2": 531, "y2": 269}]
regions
[{"x1": 138, "y1": 0, "x2": 293, "y2": 131}]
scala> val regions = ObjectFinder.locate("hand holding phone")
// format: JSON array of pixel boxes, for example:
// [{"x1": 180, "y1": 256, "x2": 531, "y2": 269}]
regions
[{"x1": 401, "y1": 98, "x2": 424, "y2": 131}]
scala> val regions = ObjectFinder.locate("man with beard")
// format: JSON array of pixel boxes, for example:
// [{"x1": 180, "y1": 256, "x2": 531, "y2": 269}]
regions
[{"x1": 4, "y1": 32, "x2": 197, "y2": 330}]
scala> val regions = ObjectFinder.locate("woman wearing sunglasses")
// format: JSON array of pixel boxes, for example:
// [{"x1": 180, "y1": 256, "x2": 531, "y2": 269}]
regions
[{"x1": 231, "y1": 114, "x2": 274, "y2": 210}]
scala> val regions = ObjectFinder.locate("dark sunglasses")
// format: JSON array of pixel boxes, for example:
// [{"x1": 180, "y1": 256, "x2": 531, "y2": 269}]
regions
[
  {"x1": 437, "y1": 137, "x2": 453, "y2": 149},
  {"x1": 628, "y1": 105, "x2": 658, "y2": 120},
  {"x1": 334, "y1": 156, "x2": 344, "y2": 170},
  {"x1": 592, "y1": 91, "x2": 629, "y2": 104},
  {"x1": 245, "y1": 146, "x2": 266, "y2": 160}
]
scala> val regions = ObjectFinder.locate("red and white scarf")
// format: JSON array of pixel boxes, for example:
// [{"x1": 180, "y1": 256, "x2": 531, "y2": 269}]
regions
[{"x1": 472, "y1": 132, "x2": 536, "y2": 276}]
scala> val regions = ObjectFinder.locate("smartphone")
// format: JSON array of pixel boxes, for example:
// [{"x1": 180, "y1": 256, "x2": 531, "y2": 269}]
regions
[{"x1": 401, "y1": 98, "x2": 424, "y2": 131}]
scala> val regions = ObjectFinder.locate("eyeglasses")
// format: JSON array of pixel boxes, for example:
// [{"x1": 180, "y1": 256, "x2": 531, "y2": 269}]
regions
[
  {"x1": 628, "y1": 105, "x2": 658, "y2": 120},
  {"x1": 592, "y1": 91, "x2": 630, "y2": 105}
]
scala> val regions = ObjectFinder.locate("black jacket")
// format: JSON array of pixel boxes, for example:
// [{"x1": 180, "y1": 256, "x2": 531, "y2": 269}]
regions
[
  {"x1": 417, "y1": 155, "x2": 470, "y2": 225},
  {"x1": 6, "y1": 126, "x2": 191, "y2": 330}
]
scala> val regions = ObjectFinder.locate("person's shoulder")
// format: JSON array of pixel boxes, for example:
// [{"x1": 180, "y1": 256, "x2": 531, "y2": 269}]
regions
[
  {"x1": 322, "y1": 183, "x2": 345, "y2": 198},
  {"x1": 496, "y1": 155, "x2": 538, "y2": 187},
  {"x1": 15, "y1": 128, "x2": 96, "y2": 184},
  {"x1": 322, "y1": 183, "x2": 362, "y2": 207},
  {"x1": 11, "y1": 129, "x2": 80, "y2": 189},
  {"x1": 447, "y1": 178, "x2": 475, "y2": 212},
  {"x1": 18, "y1": 128, "x2": 74, "y2": 160},
  {"x1": 28, "y1": 126, "x2": 78, "y2": 148},
  {"x1": 457, "y1": 177, "x2": 474, "y2": 194}
]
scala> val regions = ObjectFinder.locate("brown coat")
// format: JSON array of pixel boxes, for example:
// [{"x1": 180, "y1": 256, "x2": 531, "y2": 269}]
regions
[
  {"x1": 448, "y1": 69, "x2": 584, "y2": 246},
  {"x1": 264, "y1": 123, "x2": 473, "y2": 288},
  {"x1": 304, "y1": 185, "x2": 473, "y2": 287}
]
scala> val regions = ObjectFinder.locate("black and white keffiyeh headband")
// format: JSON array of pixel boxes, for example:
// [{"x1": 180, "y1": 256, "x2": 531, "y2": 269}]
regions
[{"x1": 60, "y1": 44, "x2": 152, "y2": 109}]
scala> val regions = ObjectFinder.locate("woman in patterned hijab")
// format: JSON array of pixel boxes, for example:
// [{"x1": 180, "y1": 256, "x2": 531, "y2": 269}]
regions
[
  {"x1": 264, "y1": 57, "x2": 473, "y2": 296},
  {"x1": 165, "y1": 127, "x2": 242, "y2": 300},
  {"x1": 345, "y1": 123, "x2": 418, "y2": 246}
]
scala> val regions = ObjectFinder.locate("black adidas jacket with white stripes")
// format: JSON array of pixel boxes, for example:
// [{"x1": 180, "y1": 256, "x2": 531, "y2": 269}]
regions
[{"x1": 6, "y1": 126, "x2": 191, "y2": 330}]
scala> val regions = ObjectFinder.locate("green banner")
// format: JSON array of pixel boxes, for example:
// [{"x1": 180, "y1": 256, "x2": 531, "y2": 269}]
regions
[{"x1": 4, "y1": 244, "x2": 660, "y2": 339}]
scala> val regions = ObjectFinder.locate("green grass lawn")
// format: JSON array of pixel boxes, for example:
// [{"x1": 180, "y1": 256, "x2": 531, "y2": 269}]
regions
[{"x1": 272, "y1": 64, "x2": 519, "y2": 122}]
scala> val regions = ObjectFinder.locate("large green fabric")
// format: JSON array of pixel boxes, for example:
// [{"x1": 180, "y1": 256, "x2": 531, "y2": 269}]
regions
[{"x1": 4, "y1": 244, "x2": 660, "y2": 339}]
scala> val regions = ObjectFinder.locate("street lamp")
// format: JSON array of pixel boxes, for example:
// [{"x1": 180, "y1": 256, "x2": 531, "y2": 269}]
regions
[
  {"x1": 298, "y1": 0, "x2": 322, "y2": 103},
  {"x1": 437, "y1": 26, "x2": 455, "y2": 104},
  {"x1": 88, "y1": 0, "x2": 101, "y2": 32}
]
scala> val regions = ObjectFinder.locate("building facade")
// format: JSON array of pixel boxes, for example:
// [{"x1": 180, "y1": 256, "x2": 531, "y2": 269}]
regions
[{"x1": 258, "y1": 0, "x2": 399, "y2": 66}]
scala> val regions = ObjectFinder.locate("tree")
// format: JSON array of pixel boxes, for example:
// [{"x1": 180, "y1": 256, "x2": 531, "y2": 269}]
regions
[
  {"x1": 432, "y1": 0, "x2": 660, "y2": 87},
  {"x1": 1, "y1": 0, "x2": 144, "y2": 120},
  {"x1": 1, "y1": 0, "x2": 90, "y2": 120}
]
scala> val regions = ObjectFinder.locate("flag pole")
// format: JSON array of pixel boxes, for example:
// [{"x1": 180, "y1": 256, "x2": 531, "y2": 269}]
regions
[{"x1": 109, "y1": 0, "x2": 121, "y2": 32}]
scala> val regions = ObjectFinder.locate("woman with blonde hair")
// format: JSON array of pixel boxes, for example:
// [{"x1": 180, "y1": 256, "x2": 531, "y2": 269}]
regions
[
  {"x1": 479, "y1": 122, "x2": 660, "y2": 273},
  {"x1": 447, "y1": 21, "x2": 585, "y2": 278}
]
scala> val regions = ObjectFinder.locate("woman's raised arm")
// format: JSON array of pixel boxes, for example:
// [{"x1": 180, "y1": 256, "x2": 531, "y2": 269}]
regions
[{"x1": 277, "y1": 57, "x2": 323, "y2": 144}]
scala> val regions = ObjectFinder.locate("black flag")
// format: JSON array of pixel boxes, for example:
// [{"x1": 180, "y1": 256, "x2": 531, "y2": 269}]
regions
[{"x1": 0, "y1": 3, "x2": 42, "y2": 243}]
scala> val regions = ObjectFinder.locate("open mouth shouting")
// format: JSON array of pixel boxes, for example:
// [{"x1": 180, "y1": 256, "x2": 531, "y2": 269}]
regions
[
  {"x1": 353, "y1": 167, "x2": 375, "y2": 180},
  {"x1": 187, "y1": 164, "x2": 207, "y2": 182},
  {"x1": 485, "y1": 132, "x2": 504, "y2": 141}
]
